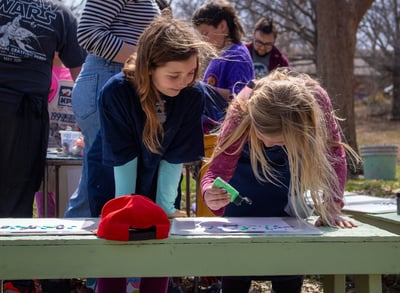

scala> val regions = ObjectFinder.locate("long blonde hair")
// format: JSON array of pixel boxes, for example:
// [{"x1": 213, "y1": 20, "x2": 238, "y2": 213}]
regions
[
  {"x1": 210, "y1": 69, "x2": 354, "y2": 226},
  {"x1": 123, "y1": 15, "x2": 214, "y2": 153}
]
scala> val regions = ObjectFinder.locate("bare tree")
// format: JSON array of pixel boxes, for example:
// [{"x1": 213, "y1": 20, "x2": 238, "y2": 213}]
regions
[
  {"x1": 63, "y1": 0, "x2": 87, "y2": 19},
  {"x1": 174, "y1": 0, "x2": 375, "y2": 164},
  {"x1": 394, "y1": 1, "x2": 400, "y2": 120},
  {"x1": 358, "y1": 0, "x2": 400, "y2": 120},
  {"x1": 316, "y1": 1, "x2": 373, "y2": 160},
  {"x1": 237, "y1": 0, "x2": 374, "y2": 158},
  {"x1": 235, "y1": 0, "x2": 317, "y2": 62},
  {"x1": 171, "y1": 0, "x2": 202, "y2": 19}
]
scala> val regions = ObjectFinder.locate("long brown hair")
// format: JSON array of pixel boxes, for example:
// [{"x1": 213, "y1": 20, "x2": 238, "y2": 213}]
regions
[{"x1": 123, "y1": 15, "x2": 214, "y2": 153}]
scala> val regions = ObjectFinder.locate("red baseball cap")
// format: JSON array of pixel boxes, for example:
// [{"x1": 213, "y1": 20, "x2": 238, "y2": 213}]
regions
[{"x1": 97, "y1": 195, "x2": 170, "y2": 241}]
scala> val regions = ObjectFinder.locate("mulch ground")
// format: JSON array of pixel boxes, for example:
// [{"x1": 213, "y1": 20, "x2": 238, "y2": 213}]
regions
[{"x1": 63, "y1": 274, "x2": 400, "y2": 292}]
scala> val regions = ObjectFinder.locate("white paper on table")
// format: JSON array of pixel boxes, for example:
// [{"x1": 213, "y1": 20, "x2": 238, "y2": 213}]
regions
[
  {"x1": 0, "y1": 218, "x2": 98, "y2": 235},
  {"x1": 170, "y1": 217, "x2": 322, "y2": 235},
  {"x1": 342, "y1": 195, "x2": 397, "y2": 213}
]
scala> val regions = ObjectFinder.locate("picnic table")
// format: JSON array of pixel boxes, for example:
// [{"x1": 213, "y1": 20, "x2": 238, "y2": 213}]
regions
[{"x1": 0, "y1": 217, "x2": 399, "y2": 293}]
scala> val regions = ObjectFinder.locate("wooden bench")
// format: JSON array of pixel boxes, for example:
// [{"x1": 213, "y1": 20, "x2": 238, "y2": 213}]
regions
[
  {"x1": 0, "y1": 218, "x2": 399, "y2": 293},
  {"x1": 346, "y1": 212, "x2": 400, "y2": 235},
  {"x1": 341, "y1": 193, "x2": 400, "y2": 235}
]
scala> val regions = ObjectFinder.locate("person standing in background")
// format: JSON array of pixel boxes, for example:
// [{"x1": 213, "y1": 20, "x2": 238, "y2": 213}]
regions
[
  {"x1": 0, "y1": 0, "x2": 86, "y2": 218},
  {"x1": 0, "y1": 1, "x2": 86, "y2": 291},
  {"x1": 192, "y1": 0, "x2": 254, "y2": 101},
  {"x1": 246, "y1": 17, "x2": 289, "y2": 79},
  {"x1": 36, "y1": 52, "x2": 80, "y2": 218},
  {"x1": 48, "y1": 52, "x2": 80, "y2": 148},
  {"x1": 64, "y1": 0, "x2": 162, "y2": 218}
]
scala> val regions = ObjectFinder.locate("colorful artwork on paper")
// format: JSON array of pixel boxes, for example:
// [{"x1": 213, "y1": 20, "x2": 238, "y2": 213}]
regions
[
  {"x1": 0, "y1": 218, "x2": 98, "y2": 235},
  {"x1": 170, "y1": 217, "x2": 322, "y2": 235}
]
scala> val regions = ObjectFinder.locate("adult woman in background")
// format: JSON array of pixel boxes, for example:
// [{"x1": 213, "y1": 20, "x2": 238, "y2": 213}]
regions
[{"x1": 192, "y1": 0, "x2": 254, "y2": 101}]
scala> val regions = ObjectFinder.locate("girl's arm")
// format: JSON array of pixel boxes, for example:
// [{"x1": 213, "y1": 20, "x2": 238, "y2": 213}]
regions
[
  {"x1": 77, "y1": 0, "x2": 159, "y2": 62},
  {"x1": 314, "y1": 86, "x2": 347, "y2": 206},
  {"x1": 201, "y1": 104, "x2": 247, "y2": 215},
  {"x1": 114, "y1": 158, "x2": 137, "y2": 196},
  {"x1": 156, "y1": 160, "x2": 183, "y2": 216},
  {"x1": 314, "y1": 86, "x2": 357, "y2": 228}
]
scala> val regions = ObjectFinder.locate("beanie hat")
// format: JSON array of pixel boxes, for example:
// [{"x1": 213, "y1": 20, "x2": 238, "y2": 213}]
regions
[{"x1": 97, "y1": 195, "x2": 170, "y2": 241}]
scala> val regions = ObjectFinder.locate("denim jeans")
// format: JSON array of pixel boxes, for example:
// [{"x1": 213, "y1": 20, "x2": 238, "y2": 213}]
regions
[{"x1": 64, "y1": 54, "x2": 123, "y2": 217}]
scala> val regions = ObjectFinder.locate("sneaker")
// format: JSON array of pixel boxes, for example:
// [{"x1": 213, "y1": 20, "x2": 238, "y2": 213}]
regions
[
  {"x1": 3, "y1": 281, "x2": 21, "y2": 293},
  {"x1": 3, "y1": 280, "x2": 41, "y2": 293}
]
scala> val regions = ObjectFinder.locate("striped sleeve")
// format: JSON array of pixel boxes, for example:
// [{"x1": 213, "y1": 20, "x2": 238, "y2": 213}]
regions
[{"x1": 77, "y1": 0, "x2": 160, "y2": 60}]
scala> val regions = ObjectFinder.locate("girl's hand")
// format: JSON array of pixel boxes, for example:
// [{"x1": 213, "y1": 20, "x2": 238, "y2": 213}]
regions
[
  {"x1": 315, "y1": 214, "x2": 358, "y2": 228},
  {"x1": 204, "y1": 187, "x2": 231, "y2": 211}
]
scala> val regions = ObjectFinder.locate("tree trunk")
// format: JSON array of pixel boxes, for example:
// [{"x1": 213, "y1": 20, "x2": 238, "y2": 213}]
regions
[
  {"x1": 391, "y1": 0, "x2": 400, "y2": 120},
  {"x1": 316, "y1": 0, "x2": 373, "y2": 174},
  {"x1": 392, "y1": 51, "x2": 400, "y2": 120}
]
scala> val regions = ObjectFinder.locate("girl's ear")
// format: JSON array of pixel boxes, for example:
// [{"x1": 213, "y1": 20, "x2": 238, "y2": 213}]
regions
[{"x1": 217, "y1": 19, "x2": 228, "y2": 34}]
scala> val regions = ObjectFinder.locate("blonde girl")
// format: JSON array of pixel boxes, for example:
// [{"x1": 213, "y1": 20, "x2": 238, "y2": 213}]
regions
[{"x1": 201, "y1": 68, "x2": 357, "y2": 293}]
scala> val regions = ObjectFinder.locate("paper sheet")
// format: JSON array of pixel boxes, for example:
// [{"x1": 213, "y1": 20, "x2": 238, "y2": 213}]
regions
[
  {"x1": 0, "y1": 218, "x2": 98, "y2": 235},
  {"x1": 342, "y1": 195, "x2": 397, "y2": 214},
  {"x1": 170, "y1": 217, "x2": 322, "y2": 235}
]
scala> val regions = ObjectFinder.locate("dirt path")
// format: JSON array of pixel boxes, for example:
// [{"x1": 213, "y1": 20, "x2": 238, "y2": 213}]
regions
[
  {"x1": 355, "y1": 103, "x2": 400, "y2": 143},
  {"x1": 355, "y1": 103, "x2": 400, "y2": 163}
]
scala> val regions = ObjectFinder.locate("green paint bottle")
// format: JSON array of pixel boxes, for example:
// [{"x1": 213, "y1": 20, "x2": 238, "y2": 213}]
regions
[{"x1": 212, "y1": 177, "x2": 253, "y2": 206}]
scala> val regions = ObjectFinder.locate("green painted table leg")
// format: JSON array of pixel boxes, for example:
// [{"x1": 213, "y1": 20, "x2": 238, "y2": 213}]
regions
[
  {"x1": 355, "y1": 274, "x2": 382, "y2": 293},
  {"x1": 323, "y1": 274, "x2": 346, "y2": 293}
]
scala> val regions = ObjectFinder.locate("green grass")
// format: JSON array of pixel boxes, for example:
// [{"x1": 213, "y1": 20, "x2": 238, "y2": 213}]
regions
[
  {"x1": 181, "y1": 174, "x2": 197, "y2": 194},
  {"x1": 180, "y1": 174, "x2": 197, "y2": 210},
  {"x1": 345, "y1": 165, "x2": 400, "y2": 197}
]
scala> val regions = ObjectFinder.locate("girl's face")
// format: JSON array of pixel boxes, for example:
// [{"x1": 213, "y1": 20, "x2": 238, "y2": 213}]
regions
[
  {"x1": 151, "y1": 54, "x2": 197, "y2": 97},
  {"x1": 196, "y1": 21, "x2": 227, "y2": 50},
  {"x1": 255, "y1": 130, "x2": 285, "y2": 147}
]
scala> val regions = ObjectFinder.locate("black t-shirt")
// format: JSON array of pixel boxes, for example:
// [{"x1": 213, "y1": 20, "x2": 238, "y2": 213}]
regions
[{"x1": 0, "y1": 0, "x2": 86, "y2": 94}]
